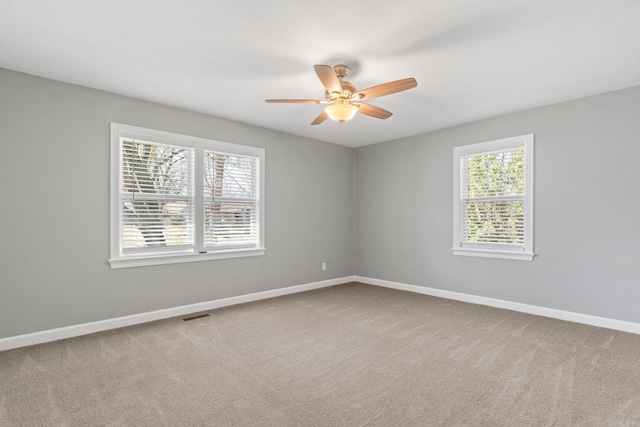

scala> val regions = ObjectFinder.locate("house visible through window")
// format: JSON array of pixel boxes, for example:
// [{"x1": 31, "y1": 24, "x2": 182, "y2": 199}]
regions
[
  {"x1": 110, "y1": 123, "x2": 265, "y2": 268},
  {"x1": 453, "y1": 134, "x2": 534, "y2": 261}
]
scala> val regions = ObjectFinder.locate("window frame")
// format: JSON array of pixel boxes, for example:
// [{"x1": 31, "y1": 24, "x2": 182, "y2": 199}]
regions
[
  {"x1": 110, "y1": 123, "x2": 265, "y2": 269},
  {"x1": 452, "y1": 134, "x2": 534, "y2": 261}
]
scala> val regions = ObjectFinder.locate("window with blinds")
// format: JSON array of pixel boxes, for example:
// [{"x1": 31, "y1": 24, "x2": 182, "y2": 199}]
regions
[
  {"x1": 453, "y1": 134, "x2": 534, "y2": 261},
  {"x1": 110, "y1": 123, "x2": 265, "y2": 268}
]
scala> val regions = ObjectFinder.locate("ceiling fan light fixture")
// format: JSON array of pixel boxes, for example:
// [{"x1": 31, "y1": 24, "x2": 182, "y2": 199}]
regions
[{"x1": 325, "y1": 102, "x2": 358, "y2": 122}]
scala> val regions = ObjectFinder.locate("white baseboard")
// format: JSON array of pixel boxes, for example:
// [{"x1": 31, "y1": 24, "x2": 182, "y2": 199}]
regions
[
  {"x1": 0, "y1": 276, "x2": 352, "y2": 352},
  {"x1": 3, "y1": 275, "x2": 638, "y2": 352},
  {"x1": 355, "y1": 276, "x2": 640, "y2": 335}
]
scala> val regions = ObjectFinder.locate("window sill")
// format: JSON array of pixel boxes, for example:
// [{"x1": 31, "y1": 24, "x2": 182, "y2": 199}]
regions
[
  {"x1": 452, "y1": 247, "x2": 534, "y2": 261},
  {"x1": 109, "y1": 248, "x2": 266, "y2": 269}
]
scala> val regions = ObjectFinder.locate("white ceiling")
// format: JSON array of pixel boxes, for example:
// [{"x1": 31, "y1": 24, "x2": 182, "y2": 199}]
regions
[{"x1": 2, "y1": 0, "x2": 640, "y2": 148}]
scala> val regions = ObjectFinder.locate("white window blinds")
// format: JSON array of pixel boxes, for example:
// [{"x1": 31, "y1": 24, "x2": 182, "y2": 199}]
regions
[
  {"x1": 204, "y1": 151, "x2": 259, "y2": 249},
  {"x1": 121, "y1": 139, "x2": 195, "y2": 253},
  {"x1": 460, "y1": 148, "x2": 525, "y2": 246}
]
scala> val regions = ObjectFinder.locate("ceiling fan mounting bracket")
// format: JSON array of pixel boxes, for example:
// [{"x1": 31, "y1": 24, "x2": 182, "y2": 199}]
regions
[{"x1": 333, "y1": 64, "x2": 350, "y2": 79}]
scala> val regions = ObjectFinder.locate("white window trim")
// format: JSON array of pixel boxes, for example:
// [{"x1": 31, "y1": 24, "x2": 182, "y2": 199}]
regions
[
  {"x1": 109, "y1": 123, "x2": 265, "y2": 269},
  {"x1": 452, "y1": 134, "x2": 534, "y2": 261}
]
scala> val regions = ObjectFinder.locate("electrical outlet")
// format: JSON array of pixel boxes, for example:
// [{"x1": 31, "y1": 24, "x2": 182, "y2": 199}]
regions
[{"x1": 322, "y1": 262, "x2": 327, "y2": 271}]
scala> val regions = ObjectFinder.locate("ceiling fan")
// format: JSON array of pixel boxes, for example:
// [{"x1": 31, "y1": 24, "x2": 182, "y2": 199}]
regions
[{"x1": 265, "y1": 64, "x2": 417, "y2": 125}]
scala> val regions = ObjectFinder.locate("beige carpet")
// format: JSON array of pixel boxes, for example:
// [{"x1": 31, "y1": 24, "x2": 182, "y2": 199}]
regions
[{"x1": 2, "y1": 282, "x2": 640, "y2": 426}]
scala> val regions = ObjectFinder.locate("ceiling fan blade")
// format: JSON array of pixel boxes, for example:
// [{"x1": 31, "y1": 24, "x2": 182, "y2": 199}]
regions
[
  {"x1": 314, "y1": 64, "x2": 342, "y2": 95},
  {"x1": 265, "y1": 99, "x2": 322, "y2": 103},
  {"x1": 357, "y1": 78, "x2": 417, "y2": 100},
  {"x1": 311, "y1": 111, "x2": 329, "y2": 125},
  {"x1": 355, "y1": 103, "x2": 393, "y2": 120}
]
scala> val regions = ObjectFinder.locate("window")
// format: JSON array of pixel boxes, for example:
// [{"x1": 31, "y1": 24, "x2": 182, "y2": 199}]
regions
[
  {"x1": 453, "y1": 134, "x2": 534, "y2": 261},
  {"x1": 110, "y1": 123, "x2": 265, "y2": 268}
]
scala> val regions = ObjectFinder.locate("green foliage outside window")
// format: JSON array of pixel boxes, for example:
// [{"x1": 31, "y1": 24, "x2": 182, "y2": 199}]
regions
[{"x1": 464, "y1": 149, "x2": 525, "y2": 244}]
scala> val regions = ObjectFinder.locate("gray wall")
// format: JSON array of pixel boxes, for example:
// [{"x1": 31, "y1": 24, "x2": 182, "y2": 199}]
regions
[
  {"x1": 2, "y1": 66, "x2": 639, "y2": 339},
  {"x1": 355, "y1": 85, "x2": 640, "y2": 324},
  {"x1": 0, "y1": 69, "x2": 354, "y2": 338}
]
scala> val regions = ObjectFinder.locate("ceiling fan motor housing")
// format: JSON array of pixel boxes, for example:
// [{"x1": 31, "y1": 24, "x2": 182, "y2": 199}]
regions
[{"x1": 339, "y1": 80, "x2": 356, "y2": 99}]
